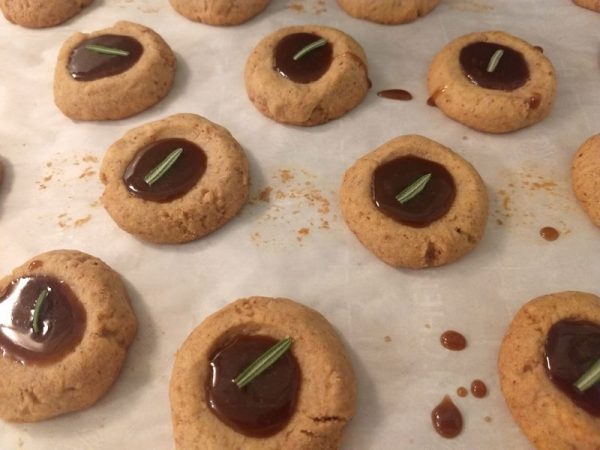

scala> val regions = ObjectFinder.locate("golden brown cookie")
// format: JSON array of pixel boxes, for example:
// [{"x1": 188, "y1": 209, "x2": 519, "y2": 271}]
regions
[
  {"x1": 572, "y1": 0, "x2": 600, "y2": 12},
  {"x1": 54, "y1": 21, "x2": 176, "y2": 121},
  {"x1": 169, "y1": 0, "x2": 271, "y2": 25},
  {"x1": 428, "y1": 30, "x2": 557, "y2": 133},
  {"x1": 245, "y1": 25, "x2": 369, "y2": 126},
  {"x1": 169, "y1": 296, "x2": 356, "y2": 450},
  {"x1": 0, "y1": 250, "x2": 137, "y2": 422},
  {"x1": 100, "y1": 113, "x2": 250, "y2": 244},
  {"x1": 336, "y1": 0, "x2": 439, "y2": 24},
  {"x1": 498, "y1": 291, "x2": 600, "y2": 450},
  {"x1": 340, "y1": 135, "x2": 488, "y2": 269},
  {"x1": 572, "y1": 134, "x2": 600, "y2": 228},
  {"x1": 0, "y1": 0, "x2": 92, "y2": 28}
]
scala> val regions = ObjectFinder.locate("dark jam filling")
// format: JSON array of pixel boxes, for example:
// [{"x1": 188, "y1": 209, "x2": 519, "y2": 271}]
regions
[
  {"x1": 372, "y1": 155, "x2": 456, "y2": 228},
  {"x1": 544, "y1": 319, "x2": 600, "y2": 416},
  {"x1": 68, "y1": 34, "x2": 143, "y2": 81},
  {"x1": 206, "y1": 335, "x2": 300, "y2": 437},
  {"x1": 459, "y1": 41, "x2": 529, "y2": 91},
  {"x1": 274, "y1": 32, "x2": 333, "y2": 84},
  {"x1": 0, "y1": 276, "x2": 86, "y2": 365},
  {"x1": 123, "y1": 138, "x2": 207, "y2": 203}
]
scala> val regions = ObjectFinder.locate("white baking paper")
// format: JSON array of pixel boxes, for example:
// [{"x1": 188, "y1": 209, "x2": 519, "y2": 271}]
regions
[{"x1": 0, "y1": 0, "x2": 599, "y2": 448}]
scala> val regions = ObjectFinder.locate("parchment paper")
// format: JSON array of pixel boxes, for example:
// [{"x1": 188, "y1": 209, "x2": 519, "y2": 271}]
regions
[{"x1": 0, "y1": 0, "x2": 599, "y2": 448}]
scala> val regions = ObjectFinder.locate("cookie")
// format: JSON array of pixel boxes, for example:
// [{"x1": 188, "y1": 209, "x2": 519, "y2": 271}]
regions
[
  {"x1": 100, "y1": 113, "x2": 250, "y2": 244},
  {"x1": 54, "y1": 21, "x2": 176, "y2": 121},
  {"x1": 169, "y1": 296, "x2": 356, "y2": 449},
  {"x1": 340, "y1": 135, "x2": 488, "y2": 269},
  {"x1": 245, "y1": 25, "x2": 369, "y2": 126},
  {"x1": 169, "y1": 0, "x2": 271, "y2": 26},
  {"x1": 572, "y1": 134, "x2": 600, "y2": 228},
  {"x1": 0, "y1": 0, "x2": 92, "y2": 28},
  {"x1": 428, "y1": 30, "x2": 557, "y2": 133},
  {"x1": 498, "y1": 291, "x2": 600, "y2": 449},
  {"x1": 0, "y1": 250, "x2": 137, "y2": 422},
  {"x1": 336, "y1": 0, "x2": 439, "y2": 24},
  {"x1": 572, "y1": 0, "x2": 600, "y2": 12}
]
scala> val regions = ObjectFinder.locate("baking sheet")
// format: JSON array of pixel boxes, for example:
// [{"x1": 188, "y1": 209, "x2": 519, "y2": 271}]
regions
[{"x1": 1, "y1": 0, "x2": 599, "y2": 448}]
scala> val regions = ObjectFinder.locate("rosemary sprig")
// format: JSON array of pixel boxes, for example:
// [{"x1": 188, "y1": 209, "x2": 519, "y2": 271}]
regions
[
  {"x1": 85, "y1": 44, "x2": 130, "y2": 57},
  {"x1": 486, "y1": 49, "x2": 504, "y2": 73},
  {"x1": 574, "y1": 357, "x2": 600, "y2": 392},
  {"x1": 144, "y1": 148, "x2": 184, "y2": 186},
  {"x1": 293, "y1": 38, "x2": 327, "y2": 61},
  {"x1": 233, "y1": 337, "x2": 293, "y2": 388},
  {"x1": 32, "y1": 289, "x2": 49, "y2": 334},
  {"x1": 396, "y1": 173, "x2": 432, "y2": 204}
]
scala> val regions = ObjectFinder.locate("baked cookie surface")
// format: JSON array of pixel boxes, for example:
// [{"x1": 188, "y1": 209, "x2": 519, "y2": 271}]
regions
[
  {"x1": 169, "y1": 296, "x2": 356, "y2": 450},
  {"x1": 336, "y1": 0, "x2": 439, "y2": 24},
  {"x1": 498, "y1": 291, "x2": 600, "y2": 450},
  {"x1": 572, "y1": 0, "x2": 600, "y2": 12},
  {"x1": 100, "y1": 113, "x2": 250, "y2": 244},
  {"x1": 54, "y1": 21, "x2": 176, "y2": 121},
  {"x1": 0, "y1": 0, "x2": 92, "y2": 28},
  {"x1": 245, "y1": 25, "x2": 369, "y2": 126},
  {"x1": 428, "y1": 30, "x2": 556, "y2": 133},
  {"x1": 0, "y1": 250, "x2": 137, "y2": 422},
  {"x1": 340, "y1": 135, "x2": 488, "y2": 269},
  {"x1": 572, "y1": 134, "x2": 600, "y2": 228},
  {"x1": 169, "y1": 0, "x2": 271, "y2": 25}
]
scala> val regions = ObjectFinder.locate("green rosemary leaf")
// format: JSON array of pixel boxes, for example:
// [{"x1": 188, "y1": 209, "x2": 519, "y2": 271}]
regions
[
  {"x1": 234, "y1": 337, "x2": 293, "y2": 388},
  {"x1": 85, "y1": 44, "x2": 130, "y2": 57},
  {"x1": 144, "y1": 148, "x2": 184, "y2": 186},
  {"x1": 486, "y1": 49, "x2": 504, "y2": 73},
  {"x1": 395, "y1": 173, "x2": 432, "y2": 204},
  {"x1": 574, "y1": 357, "x2": 600, "y2": 392},
  {"x1": 293, "y1": 38, "x2": 327, "y2": 61},
  {"x1": 32, "y1": 289, "x2": 49, "y2": 334}
]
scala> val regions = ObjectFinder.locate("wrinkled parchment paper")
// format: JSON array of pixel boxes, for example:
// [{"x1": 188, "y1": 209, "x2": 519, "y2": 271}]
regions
[{"x1": 1, "y1": 0, "x2": 599, "y2": 448}]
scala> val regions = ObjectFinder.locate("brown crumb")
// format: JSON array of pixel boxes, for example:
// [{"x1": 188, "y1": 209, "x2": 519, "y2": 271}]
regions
[
  {"x1": 79, "y1": 167, "x2": 96, "y2": 179},
  {"x1": 258, "y1": 186, "x2": 272, "y2": 202},
  {"x1": 484, "y1": 416, "x2": 492, "y2": 423},
  {"x1": 279, "y1": 169, "x2": 294, "y2": 183},
  {"x1": 384, "y1": 336, "x2": 391, "y2": 343},
  {"x1": 425, "y1": 324, "x2": 431, "y2": 329},
  {"x1": 288, "y1": 1, "x2": 304, "y2": 12},
  {"x1": 74, "y1": 215, "x2": 92, "y2": 227},
  {"x1": 496, "y1": 219, "x2": 503, "y2": 225},
  {"x1": 297, "y1": 227, "x2": 310, "y2": 242},
  {"x1": 82, "y1": 154, "x2": 98, "y2": 163}
]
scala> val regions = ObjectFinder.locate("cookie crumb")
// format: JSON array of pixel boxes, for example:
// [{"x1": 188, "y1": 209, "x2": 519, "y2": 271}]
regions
[
  {"x1": 384, "y1": 335, "x2": 391, "y2": 343},
  {"x1": 297, "y1": 227, "x2": 310, "y2": 242},
  {"x1": 279, "y1": 169, "x2": 294, "y2": 183},
  {"x1": 484, "y1": 416, "x2": 492, "y2": 423},
  {"x1": 258, "y1": 186, "x2": 272, "y2": 202},
  {"x1": 74, "y1": 215, "x2": 92, "y2": 227}
]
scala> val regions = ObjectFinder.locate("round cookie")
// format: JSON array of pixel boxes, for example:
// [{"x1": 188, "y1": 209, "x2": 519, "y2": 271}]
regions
[
  {"x1": 54, "y1": 21, "x2": 176, "y2": 121},
  {"x1": 336, "y1": 0, "x2": 439, "y2": 24},
  {"x1": 245, "y1": 25, "x2": 369, "y2": 126},
  {"x1": 100, "y1": 113, "x2": 250, "y2": 244},
  {"x1": 170, "y1": 296, "x2": 356, "y2": 449},
  {"x1": 428, "y1": 30, "x2": 557, "y2": 133},
  {"x1": 572, "y1": 134, "x2": 600, "y2": 228},
  {"x1": 340, "y1": 135, "x2": 488, "y2": 269},
  {"x1": 498, "y1": 291, "x2": 600, "y2": 450},
  {"x1": 0, "y1": 0, "x2": 92, "y2": 28},
  {"x1": 169, "y1": 0, "x2": 271, "y2": 26},
  {"x1": 572, "y1": 0, "x2": 600, "y2": 12},
  {"x1": 0, "y1": 250, "x2": 137, "y2": 422}
]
